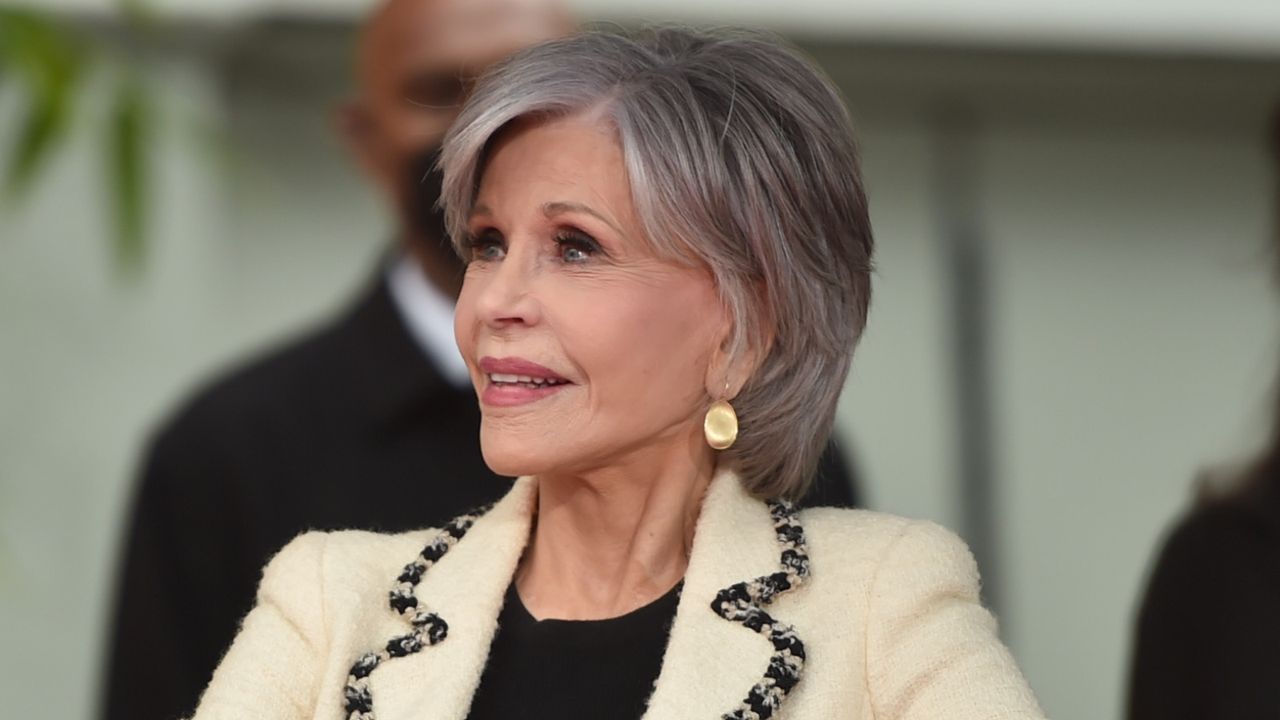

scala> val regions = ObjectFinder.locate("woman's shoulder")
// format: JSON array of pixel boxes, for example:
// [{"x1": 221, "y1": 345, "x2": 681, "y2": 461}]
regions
[
  {"x1": 798, "y1": 507, "x2": 980, "y2": 586},
  {"x1": 799, "y1": 505, "x2": 965, "y2": 546},
  {"x1": 261, "y1": 526, "x2": 445, "y2": 594}
]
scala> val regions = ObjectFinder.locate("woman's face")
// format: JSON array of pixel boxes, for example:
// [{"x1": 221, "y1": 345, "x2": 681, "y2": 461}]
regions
[{"x1": 455, "y1": 113, "x2": 729, "y2": 478}]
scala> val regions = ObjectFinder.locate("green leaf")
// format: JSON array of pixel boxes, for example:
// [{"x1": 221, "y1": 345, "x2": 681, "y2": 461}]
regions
[
  {"x1": 2, "y1": 2, "x2": 166, "y2": 273},
  {"x1": 107, "y1": 76, "x2": 149, "y2": 273},
  {"x1": 0, "y1": 9, "x2": 87, "y2": 202}
]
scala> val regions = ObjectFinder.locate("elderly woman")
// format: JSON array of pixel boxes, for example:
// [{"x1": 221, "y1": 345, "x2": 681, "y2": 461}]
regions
[{"x1": 191, "y1": 29, "x2": 1045, "y2": 720}]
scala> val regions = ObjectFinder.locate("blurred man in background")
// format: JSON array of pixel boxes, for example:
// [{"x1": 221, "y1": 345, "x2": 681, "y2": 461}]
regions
[
  {"x1": 100, "y1": 3, "x2": 860, "y2": 719},
  {"x1": 100, "y1": 3, "x2": 572, "y2": 719}
]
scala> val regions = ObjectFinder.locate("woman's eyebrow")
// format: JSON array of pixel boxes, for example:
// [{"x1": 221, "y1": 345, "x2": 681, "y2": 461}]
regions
[{"x1": 542, "y1": 201, "x2": 624, "y2": 236}]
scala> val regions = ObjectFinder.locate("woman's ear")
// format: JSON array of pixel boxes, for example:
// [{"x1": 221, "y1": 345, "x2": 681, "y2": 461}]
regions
[{"x1": 704, "y1": 304, "x2": 773, "y2": 401}]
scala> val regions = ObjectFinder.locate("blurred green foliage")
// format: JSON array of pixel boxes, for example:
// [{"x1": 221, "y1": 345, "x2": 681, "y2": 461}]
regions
[
  {"x1": 0, "y1": 10, "x2": 86, "y2": 198},
  {"x1": 0, "y1": 4, "x2": 155, "y2": 274}
]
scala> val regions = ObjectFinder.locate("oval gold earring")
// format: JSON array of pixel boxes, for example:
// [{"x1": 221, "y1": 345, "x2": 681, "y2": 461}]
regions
[{"x1": 703, "y1": 399, "x2": 739, "y2": 450}]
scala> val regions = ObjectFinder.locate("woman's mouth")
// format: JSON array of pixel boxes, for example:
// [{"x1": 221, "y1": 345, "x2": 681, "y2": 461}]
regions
[
  {"x1": 478, "y1": 357, "x2": 573, "y2": 407},
  {"x1": 486, "y1": 373, "x2": 571, "y2": 389}
]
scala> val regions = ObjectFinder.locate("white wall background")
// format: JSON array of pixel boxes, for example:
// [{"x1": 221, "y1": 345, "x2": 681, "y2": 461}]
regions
[
  {"x1": 830, "y1": 47, "x2": 1280, "y2": 717},
  {"x1": 2, "y1": 16, "x2": 1279, "y2": 720},
  {"x1": 20, "y1": 0, "x2": 1280, "y2": 56}
]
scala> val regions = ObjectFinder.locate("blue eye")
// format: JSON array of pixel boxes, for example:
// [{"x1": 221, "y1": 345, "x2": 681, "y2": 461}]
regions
[
  {"x1": 561, "y1": 245, "x2": 589, "y2": 263},
  {"x1": 554, "y1": 230, "x2": 601, "y2": 264},
  {"x1": 465, "y1": 231, "x2": 505, "y2": 262}
]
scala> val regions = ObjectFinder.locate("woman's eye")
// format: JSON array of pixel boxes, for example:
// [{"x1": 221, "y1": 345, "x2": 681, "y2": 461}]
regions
[
  {"x1": 554, "y1": 231, "x2": 601, "y2": 264},
  {"x1": 561, "y1": 245, "x2": 589, "y2": 263},
  {"x1": 466, "y1": 232, "x2": 505, "y2": 262}
]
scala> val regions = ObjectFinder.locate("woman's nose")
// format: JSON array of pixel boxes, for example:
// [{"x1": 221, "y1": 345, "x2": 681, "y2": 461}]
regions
[{"x1": 474, "y1": 247, "x2": 541, "y2": 330}]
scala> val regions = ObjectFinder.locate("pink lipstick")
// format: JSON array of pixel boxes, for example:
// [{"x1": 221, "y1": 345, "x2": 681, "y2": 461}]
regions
[{"x1": 478, "y1": 356, "x2": 572, "y2": 407}]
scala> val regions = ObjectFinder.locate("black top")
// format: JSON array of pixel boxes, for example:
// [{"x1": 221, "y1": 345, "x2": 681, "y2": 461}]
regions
[
  {"x1": 1127, "y1": 474, "x2": 1280, "y2": 720},
  {"x1": 101, "y1": 260, "x2": 861, "y2": 720},
  {"x1": 467, "y1": 581, "x2": 684, "y2": 720}
]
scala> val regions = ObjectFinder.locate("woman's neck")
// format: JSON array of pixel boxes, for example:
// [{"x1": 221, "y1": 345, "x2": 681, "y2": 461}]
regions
[{"x1": 515, "y1": 442, "x2": 714, "y2": 621}]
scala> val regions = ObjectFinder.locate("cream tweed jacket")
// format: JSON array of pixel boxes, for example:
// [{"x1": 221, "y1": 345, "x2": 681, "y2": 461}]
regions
[{"x1": 191, "y1": 468, "x2": 1046, "y2": 720}]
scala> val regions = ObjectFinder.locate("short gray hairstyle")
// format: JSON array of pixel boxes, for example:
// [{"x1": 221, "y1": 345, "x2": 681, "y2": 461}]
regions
[{"x1": 440, "y1": 27, "x2": 873, "y2": 500}]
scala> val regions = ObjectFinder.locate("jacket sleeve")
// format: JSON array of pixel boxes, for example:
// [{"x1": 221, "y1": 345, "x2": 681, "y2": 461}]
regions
[
  {"x1": 190, "y1": 532, "x2": 330, "y2": 720},
  {"x1": 865, "y1": 521, "x2": 1045, "y2": 720}
]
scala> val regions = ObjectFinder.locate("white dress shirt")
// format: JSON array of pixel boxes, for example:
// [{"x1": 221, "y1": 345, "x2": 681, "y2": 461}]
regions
[{"x1": 386, "y1": 254, "x2": 472, "y2": 389}]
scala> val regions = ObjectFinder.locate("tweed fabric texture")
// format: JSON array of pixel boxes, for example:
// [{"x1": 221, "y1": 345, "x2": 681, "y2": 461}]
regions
[{"x1": 190, "y1": 470, "x2": 1046, "y2": 720}]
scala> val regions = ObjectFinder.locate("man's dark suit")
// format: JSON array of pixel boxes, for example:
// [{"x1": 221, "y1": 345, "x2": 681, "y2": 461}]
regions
[{"x1": 100, "y1": 268, "x2": 859, "y2": 720}]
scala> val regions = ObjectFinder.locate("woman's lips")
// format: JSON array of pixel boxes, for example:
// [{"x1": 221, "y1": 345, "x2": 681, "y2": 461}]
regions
[
  {"x1": 481, "y1": 381, "x2": 569, "y2": 407},
  {"x1": 478, "y1": 356, "x2": 572, "y2": 407}
]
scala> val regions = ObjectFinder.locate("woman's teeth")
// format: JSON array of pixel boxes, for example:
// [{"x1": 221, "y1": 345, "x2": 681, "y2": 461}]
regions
[{"x1": 488, "y1": 373, "x2": 567, "y2": 388}]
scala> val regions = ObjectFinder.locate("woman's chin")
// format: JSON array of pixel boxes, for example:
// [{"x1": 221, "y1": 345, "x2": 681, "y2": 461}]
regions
[
  {"x1": 479, "y1": 440, "x2": 552, "y2": 478},
  {"x1": 482, "y1": 458, "x2": 536, "y2": 478},
  {"x1": 478, "y1": 415, "x2": 586, "y2": 478}
]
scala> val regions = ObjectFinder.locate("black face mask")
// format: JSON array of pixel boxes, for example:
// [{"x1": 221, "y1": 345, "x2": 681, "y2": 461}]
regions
[{"x1": 403, "y1": 144, "x2": 452, "y2": 256}]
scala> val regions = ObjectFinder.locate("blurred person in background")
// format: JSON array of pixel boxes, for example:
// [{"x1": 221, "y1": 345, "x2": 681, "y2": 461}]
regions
[
  {"x1": 101, "y1": 3, "x2": 861, "y2": 720},
  {"x1": 1126, "y1": 107, "x2": 1280, "y2": 720},
  {"x1": 98, "y1": 3, "x2": 572, "y2": 719},
  {"x1": 189, "y1": 27, "x2": 1041, "y2": 720}
]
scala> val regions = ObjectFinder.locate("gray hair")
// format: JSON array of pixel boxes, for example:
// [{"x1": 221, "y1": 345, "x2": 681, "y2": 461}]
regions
[{"x1": 440, "y1": 27, "x2": 873, "y2": 500}]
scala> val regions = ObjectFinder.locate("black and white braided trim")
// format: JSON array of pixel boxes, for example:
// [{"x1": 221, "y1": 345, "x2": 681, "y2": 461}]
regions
[
  {"x1": 342, "y1": 507, "x2": 489, "y2": 720},
  {"x1": 711, "y1": 499, "x2": 809, "y2": 720}
]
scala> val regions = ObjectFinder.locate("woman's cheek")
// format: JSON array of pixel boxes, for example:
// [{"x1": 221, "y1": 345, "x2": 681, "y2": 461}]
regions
[{"x1": 453, "y1": 291, "x2": 479, "y2": 356}]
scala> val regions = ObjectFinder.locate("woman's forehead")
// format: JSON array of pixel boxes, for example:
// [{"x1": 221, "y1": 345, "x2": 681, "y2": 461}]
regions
[{"x1": 476, "y1": 116, "x2": 630, "y2": 210}]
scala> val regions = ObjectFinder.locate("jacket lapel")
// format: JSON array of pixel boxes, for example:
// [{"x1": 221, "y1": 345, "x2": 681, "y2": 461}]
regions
[
  {"x1": 643, "y1": 469, "x2": 806, "y2": 719},
  {"x1": 357, "y1": 469, "x2": 805, "y2": 720},
  {"x1": 367, "y1": 477, "x2": 536, "y2": 720}
]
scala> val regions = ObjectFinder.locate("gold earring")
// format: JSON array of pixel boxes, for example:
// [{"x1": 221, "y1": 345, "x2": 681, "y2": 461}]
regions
[{"x1": 704, "y1": 399, "x2": 738, "y2": 450}]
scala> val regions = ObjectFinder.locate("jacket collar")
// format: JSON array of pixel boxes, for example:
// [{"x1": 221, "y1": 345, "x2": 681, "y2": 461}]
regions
[{"x1": 354, "y1": 468, "x2": 808, "y2": 720}]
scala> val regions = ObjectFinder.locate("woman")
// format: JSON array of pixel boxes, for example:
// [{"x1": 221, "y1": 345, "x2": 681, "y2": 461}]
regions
[
  {"x1": 192, "y1": 29, "x2": 1045, "y2": 720},
  {"x1": 1126, "y1": 108, "x2": 1280, "y2": 720}
]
